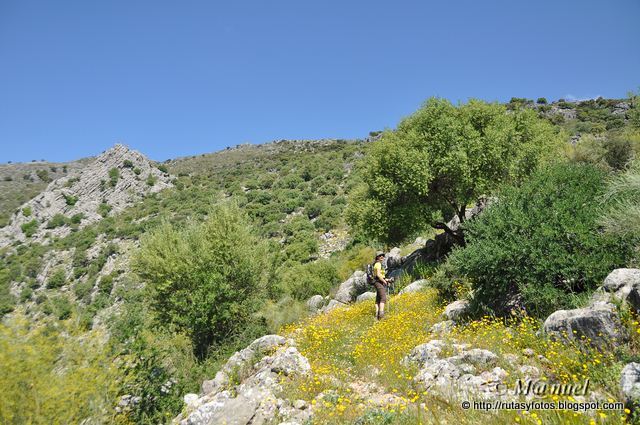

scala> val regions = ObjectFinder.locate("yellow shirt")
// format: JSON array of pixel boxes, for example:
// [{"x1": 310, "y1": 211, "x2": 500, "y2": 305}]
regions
[{"x1": 373, "y1": 261, "x2": 385, "y2": 279}]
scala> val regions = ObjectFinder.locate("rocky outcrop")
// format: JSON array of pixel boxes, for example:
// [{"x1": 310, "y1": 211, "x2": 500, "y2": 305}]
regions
[
  {"x1": 177, "y1": 335, "x2": 312, "y2": 425},
  {"x1": 0, "y1": 144, "x2": 172, "y2": 247},
  {"x1": 443, "y1": 300, "x2": 470, "y2": 323},
  {"x1": 405, "y1": 340, "x2": 506, "y2": 399},
  {"x1": 306, "y1": 295, "x2": 325, "y2": 312},
  {"x1": 621, "y1": 363, "x2": 640, "y2": 408},
  {"x1": 602, "y1": 268, "x2": 640, "y2": 311},
  {"x1": 356, "y1": 291, "x2": 376, "y2": 302},
  {"x1": 399, "y1": 279, "x2": 428, "y2": 294},
  {"x1": 333, "y1": 271, "x2": 368, "y2": 304},
  {"x1": 543, "y1": 302, "x2": 628, "y2": 348}
]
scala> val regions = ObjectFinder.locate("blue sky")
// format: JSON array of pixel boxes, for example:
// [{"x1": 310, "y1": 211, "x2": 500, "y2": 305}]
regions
[{"x1": 1, "y1": 0, "x2": 638, "y2": 163}]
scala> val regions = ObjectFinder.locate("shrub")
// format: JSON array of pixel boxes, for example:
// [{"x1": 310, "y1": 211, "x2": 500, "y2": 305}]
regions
[
  {"x1": 47, "y1": 269, "x2": 66, "y2": 289},
  {"x1": 0, "y1": 313, "x2": 121, "y2": 423},
  {"x1": 46, "y1": 214, "x2": 67, "y2": 229},
  {"x1": 36, "y1": 169, "x2": 51, "y2": 182},
  {"x1": 133, "y1": 203, "x2": 268, "y2": 358},
  {"x1": 600, "y1": 159, "x2": 640, "y2": 244},
  {"x1": 305, "y1": 199, "x2": 327, "y2": 219},
  {"x1": 98, "y1": 274, "x2": 114, "y2": 295},
  {"x1": 69, "y1": 213, "x2": 84, "y2": 224},
  {"x1": 536, "y1": 97, "x2": 547, "y2": 105},
  {"x1": 278, "y1": 259, "x2": 340, "y2": 300},
  {"x1": 63, "y1": 193, "x2": 78, "y2": 206},
  {"x1": 20, "y1": 220, "x2": 38, "y2": 237},
  {"x1": 448, "y1": 163, "x2": 635, "y2": 318},
  {"x1": 47, "y1": 295, "x2": 72, "y2": 320},
  {"x1": 108, "y1": 168, "x2": 119, "y2": 187},
  {"x1": 146, "y1": 175, "x2": 157, "y2": 186},
  {"x1": 123, "y1": 159, "x2": 134, "y2": 168},
  {"x1": 21, "y1": 207, "x2": 32, "y2": 217},
  {"x1": 74, "y1": 280, "x2": 94, "y2": 301},
  {"x1": 97, "y1": 202, "x2": 112, "y2": 217}
]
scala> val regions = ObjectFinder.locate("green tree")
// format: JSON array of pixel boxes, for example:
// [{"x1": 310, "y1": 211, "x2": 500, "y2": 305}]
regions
[
  {"x1": 133, "y1": 203, "x2": 268, "y2": 358},
  {"x1": 347, "y1": 98, "x2": 562, "y2": 245}
]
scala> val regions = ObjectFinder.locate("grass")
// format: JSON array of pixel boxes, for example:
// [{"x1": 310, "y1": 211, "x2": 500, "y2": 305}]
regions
[{"x1": 279, "y1": 289, "x2": 637, "y2": 424}]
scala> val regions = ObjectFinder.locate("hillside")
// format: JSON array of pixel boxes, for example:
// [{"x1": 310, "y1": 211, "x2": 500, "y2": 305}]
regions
[{"x1": 1, "y1": 94, "x2": 640, "y2": 424}]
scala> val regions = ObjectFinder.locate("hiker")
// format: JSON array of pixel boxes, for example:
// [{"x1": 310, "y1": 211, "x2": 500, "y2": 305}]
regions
[{"x1": 372, "y1": 251, "x2": 392, "y2": 320}]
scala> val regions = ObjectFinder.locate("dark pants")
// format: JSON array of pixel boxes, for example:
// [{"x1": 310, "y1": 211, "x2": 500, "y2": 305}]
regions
[{"x1": 373, "y1": 280, "x2": 387, "y2": 304}]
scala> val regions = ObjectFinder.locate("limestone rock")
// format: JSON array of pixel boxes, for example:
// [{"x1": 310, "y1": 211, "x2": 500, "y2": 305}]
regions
[
  {"x1": 333, "y1": 271, "x2": 368, "y2": 304},
  {"x1": 621, "y1": 363, "x2": 640, "y2": 407},
  {"x1": 543, "y1": 302, "x2": 628, "y2": 348},
  {"x1": 356, "y1": 291, "x2": 376, "y2": 302},
  {"x1": 179, "y1": 338, "x2": 311, "y2": 425},
  {"x1": 603, "y1": 268, "x2": 640, "y2": 311},
  {"x1": 306, "y1": 295, "x2": 325, "y2": 312},
  {"x1": 443, "y1": 300, "x2": 470, "y2": 322},
  {"x1": 430, "y1": 320, "x2": 455, "y2": 335},
  {"x1": 399, "y1": 279, "x2": 428, "y2": 294}
]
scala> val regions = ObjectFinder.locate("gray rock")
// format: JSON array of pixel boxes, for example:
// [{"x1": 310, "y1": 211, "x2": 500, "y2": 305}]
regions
[
  {"x1": 200, "y1": 335, "x2": 286, "y2": 395},
  {"x1": 543, "y1": 303, "x2": 628, "y2": 348},
  {"x1": 621, "y1": 363, "x2": 640, "y2": 406},
  {"x1": 443, "y1": 300, "x2": 470, "y2": 322},
  {"x1": 399, "y1": 279, "x2": 428, "y2": 294},
  {"x1": 430, "y1": 320, "x2": 454, "y2": 335},
  {"x1": 356, "y1": 291, "x2": 376, "y2": 302},
  {"x1": 603, "y1": 268, "x2": 640, "y2": 311},
  {"x1": 306, "y1": 295, "x2": 325, "y2": 311},
  {"x1": 385, "y1": 247, "x2": 403, "y2": 270},
  {"x1": 322, "y1": 299, "x2": 345, "y2": 312},
  {"x1": 404, "y1": 340, "x2": 445, "y2": 367},
  {"x1": 181, "y1": 342, "x2": 311, "y2": 425},
  {"x1": 333, "y1": 271, "x2": 368, "y2": 303},
  {"x1": 447, "y1": 349, "x2": 498, "y2": 368}
]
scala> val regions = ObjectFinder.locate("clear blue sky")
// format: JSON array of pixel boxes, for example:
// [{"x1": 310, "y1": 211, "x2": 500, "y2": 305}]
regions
[{"x1": 1, "y1": 0, "x2": 638, "y2": 163}]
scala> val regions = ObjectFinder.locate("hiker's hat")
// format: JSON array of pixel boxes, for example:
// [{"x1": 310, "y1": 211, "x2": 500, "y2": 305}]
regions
[{"x1": 375, "y1": 251, "x2": 385, "y2": 258}]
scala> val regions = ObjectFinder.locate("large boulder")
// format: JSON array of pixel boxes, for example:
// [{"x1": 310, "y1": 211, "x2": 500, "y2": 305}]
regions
[
  {"x1": 543, "y1": 303, "x2": 628, "y2": 348},
  {"x1": 621, "y1": 363, "x2": 640, "y2": 407},
  {"x1": 178, "y1": 340, "x2": 311, "y2": 425},
  {"x1": 603, "y1": 268, "x2": 640, "y2": 311},
  {"x1": 306, "y1": 295, "x2": 325, "y2": 312},
  {"x1": 200, "y1": 335, "x2": 286, "y2": 395},
  {"x1": 399, "y1": 279, "x2": 428, "y2": 294},
  {"x1": 333, "y1": 271, "x2": 368, "y2": 304},
  {"x1": 443, "y1": 300, "x2": 470, "y2": 323},
  {"x1": 356, "y1": 292, "x2": 376, "y2": 302}
]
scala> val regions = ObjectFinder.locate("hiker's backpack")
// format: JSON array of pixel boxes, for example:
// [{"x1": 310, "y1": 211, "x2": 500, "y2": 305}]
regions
[{"x1": 366, "y1": 263, "x2": 375, "y2": 285}]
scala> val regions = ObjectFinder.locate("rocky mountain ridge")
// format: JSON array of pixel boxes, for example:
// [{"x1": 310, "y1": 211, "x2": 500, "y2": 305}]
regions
[{"x1": 0, "y1": 144, "x2": 172, "y2": 248}]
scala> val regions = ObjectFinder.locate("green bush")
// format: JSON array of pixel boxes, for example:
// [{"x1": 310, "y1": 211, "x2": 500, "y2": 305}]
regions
[
  {"x1": 98, "y1": 274, "x2": 114, "y2": 295},
  {"x1": 97, "y1": 202, "x2": 112, "y2": 217},
  {"x1": 600, "y1": 159, "x2": 640, "y2": 244},
  {"x1": 21, "y1": 207, "x2": 32, "y2": 217},
  {"x1": 74, "y1": 280, "x2": 94, "y2": 301},
  {"x1": 448, "y1": 163, "x2": 635, "y2": 318},
  {"x1": 20, "y1": 220, "x2": 38, "y2": 237},
  {"x1": 47, "y1": 269, "x2": 66, "y2": 289},
  {"x1": 63, "y1": 193, "x2": 78, "y2": 206},
  {"x1": 278, "y1": 259, "x2": 340, "y2": 300},
  {"x1": 108, "y1": 168, "x2": 119, "y2": 187},
  {"x1": 46, "y1": 214, "x2": 67, "y2": 229},
  {"x1": 133, "y1": 203, "x2": 268, "y2": 358}
]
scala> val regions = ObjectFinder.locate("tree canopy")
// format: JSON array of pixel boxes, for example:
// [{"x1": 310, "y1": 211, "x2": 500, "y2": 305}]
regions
[
  {"x1": 133, "y1": 203, "x2": 268, "y2": 358},
  {"x1": 347, "y1": 98, "x2": 562, "y2": 245}
]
